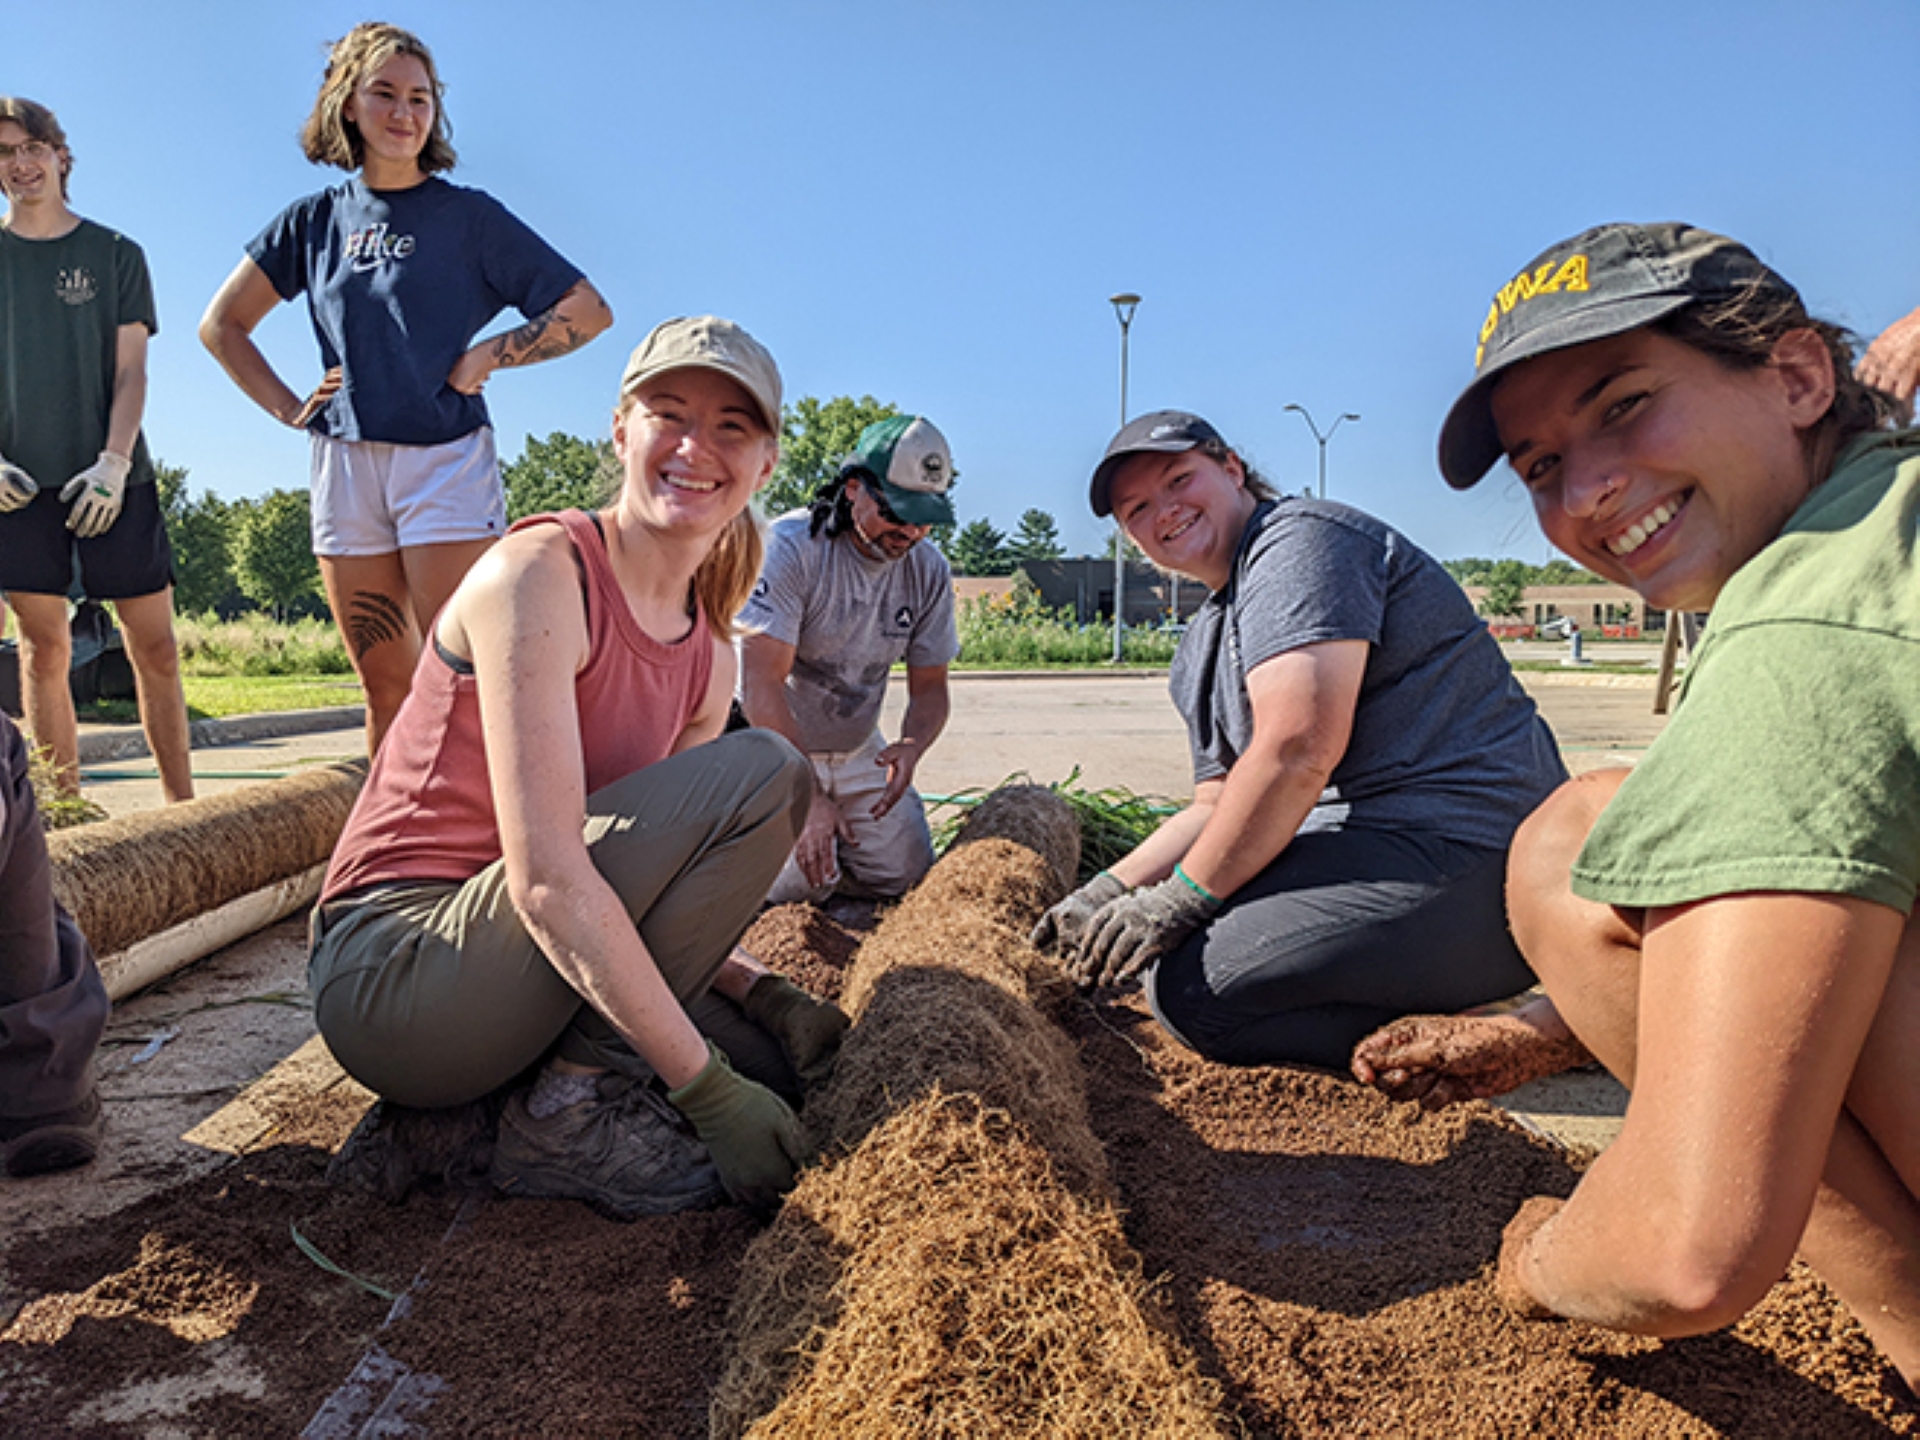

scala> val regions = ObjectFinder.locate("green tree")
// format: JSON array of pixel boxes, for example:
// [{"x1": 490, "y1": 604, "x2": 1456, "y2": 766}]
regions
[
  {"x1": 233, "y1": 489, "x2": 322, "y2": 620},
  {"x1": 1442, "y1": 557, "x2": 1497, "y2": 587},
  {"x1": 1537, "y1": 557, "x2": 1602, "y2": 585},
  {"x1": 949, "y1": 518, "x2": 1013, "y2": 576},
  {"x1": 154, "y1": 460, "x2": 241, "y2": 615},
  {"x1": 1006, "y1": 508, "x2": 1065, "y2": 563},
  {"x1": 764, "y1": 395, "x2": 900, "y2": 517},
  {"x1": 1479, "y1": 558, "x2": 1530, "y2": 619},
  {"x1": 503, "y1": 431, "x2": 617, "y2": 522}
]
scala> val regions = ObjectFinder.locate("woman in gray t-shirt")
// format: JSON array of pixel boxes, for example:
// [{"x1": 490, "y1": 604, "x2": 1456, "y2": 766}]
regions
[{"x1": 1031, "y1": 409, "x2": 1564, "y2": 1072}]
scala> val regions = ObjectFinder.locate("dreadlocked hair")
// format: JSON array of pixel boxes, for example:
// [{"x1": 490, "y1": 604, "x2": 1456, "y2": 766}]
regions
[{"x1": 807, "y1": 472, "x2": 860, "y2": 539}]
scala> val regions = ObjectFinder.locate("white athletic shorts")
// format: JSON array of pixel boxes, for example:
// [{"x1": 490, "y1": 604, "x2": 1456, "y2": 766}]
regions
[{"x1": 309, "y1": 427, "x2": 506, "y2": 557}]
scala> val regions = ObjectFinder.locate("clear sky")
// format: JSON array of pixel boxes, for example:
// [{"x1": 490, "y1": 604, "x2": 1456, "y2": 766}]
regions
[{"x1": 9, "y1": 0, "x2": 1917, "y2": 564}]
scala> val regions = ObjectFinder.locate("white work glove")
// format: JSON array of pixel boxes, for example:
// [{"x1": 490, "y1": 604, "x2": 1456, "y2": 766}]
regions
[
  {"x1": 0, "y1": 448, "x2": 38, "y2": 513},
  {"x1": 59, "y1": 451, "x2": 132, "y2": 538}
]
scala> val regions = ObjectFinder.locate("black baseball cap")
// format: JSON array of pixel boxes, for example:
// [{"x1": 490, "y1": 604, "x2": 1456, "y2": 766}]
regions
[
  {"x1": 1088, "y1": 410, "x2": 1226, "y2": 517},
  {"x1": 1438, "y1": 222, "x2": 1802, "y2": 490}
]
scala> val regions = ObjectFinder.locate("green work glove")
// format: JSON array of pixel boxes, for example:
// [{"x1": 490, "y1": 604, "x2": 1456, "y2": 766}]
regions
[
  {"x1": 1029, "y1": 870, "x2": 1130, "y2": 958},
  {"x1": 667, "y1": 1040, "x2": 805, "y2": 1217},
  {"x1": 1072, "y1": 867, "x2": 1222, "y2": 990},
  {"x1": 742, "y1": 973, "x2": 850, "y2": 1089}
]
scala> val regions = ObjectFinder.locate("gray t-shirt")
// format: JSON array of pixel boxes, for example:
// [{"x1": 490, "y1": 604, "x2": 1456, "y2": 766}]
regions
[
  {"x1": 1169, "y1": 498, "x2": 1565, "y2": 850},
  {"x1": 739, "y1": 511, "x2": 960, "y2": 753}
]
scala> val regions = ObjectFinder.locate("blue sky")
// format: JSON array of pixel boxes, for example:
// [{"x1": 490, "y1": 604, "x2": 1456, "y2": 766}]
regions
[{"x1": 10, "y1": 0, "x2": 1917, "y2": 563}]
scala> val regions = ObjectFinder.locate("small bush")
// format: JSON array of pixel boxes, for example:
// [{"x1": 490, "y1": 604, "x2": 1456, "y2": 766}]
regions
[{"x1": 956, "y1": 586, "x2": 1178, "y2": 668}]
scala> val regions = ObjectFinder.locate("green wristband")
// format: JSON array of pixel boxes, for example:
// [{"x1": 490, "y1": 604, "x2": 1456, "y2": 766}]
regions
[{"x1": 1173, "y1": 864, "x2": 1221, "y2": 906}]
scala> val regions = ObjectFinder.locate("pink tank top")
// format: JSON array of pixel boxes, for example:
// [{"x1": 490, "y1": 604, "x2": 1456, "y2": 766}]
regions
[{"x1": 321, "y1": 510, "x2": 715, "y2": 902}]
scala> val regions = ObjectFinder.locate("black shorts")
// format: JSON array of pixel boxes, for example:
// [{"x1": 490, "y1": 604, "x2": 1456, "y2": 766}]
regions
[{"x1": 0, "y1": 484, "x2": 175, "y2": 601}]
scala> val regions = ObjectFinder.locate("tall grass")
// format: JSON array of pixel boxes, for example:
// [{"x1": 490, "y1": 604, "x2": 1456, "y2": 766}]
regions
[
  {"x1": 174, "y1": 613, "x2": 354, "y2": 678},
  {"x1": 956, "y1": 582, "x2": 1179, "y2": 668}
]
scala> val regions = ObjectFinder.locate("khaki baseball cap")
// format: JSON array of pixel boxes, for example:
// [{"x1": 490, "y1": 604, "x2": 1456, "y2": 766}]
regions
[
  {"x1": 619, "y1": 316, "x2": 783, "y2": 434},
  {"x1": 1438, "y1": 222, "x2": 1800, "y2": 489}
]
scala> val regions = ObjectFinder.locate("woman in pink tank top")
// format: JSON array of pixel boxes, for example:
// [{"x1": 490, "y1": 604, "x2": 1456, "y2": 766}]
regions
[{"x1": 309, "y1": 317, "x2": 843, "y2": 1222}]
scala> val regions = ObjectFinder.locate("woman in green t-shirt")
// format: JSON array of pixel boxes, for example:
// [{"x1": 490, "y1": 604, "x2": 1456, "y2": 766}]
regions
[{"x1": 1356, "y1": 222, "x2": 1920, "y2": 1392}]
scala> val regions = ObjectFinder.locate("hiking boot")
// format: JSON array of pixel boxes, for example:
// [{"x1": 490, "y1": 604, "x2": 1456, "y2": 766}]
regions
[
  {"x1": 328, "y1": 1093, "x2": 507, "y2": 1205},
  {"x1": 491, "y1": 1073, "x2": 724, "y2": 1220},
  {"x1": 1, "y1": 1088, "x2": 103, "y2": 1178}
]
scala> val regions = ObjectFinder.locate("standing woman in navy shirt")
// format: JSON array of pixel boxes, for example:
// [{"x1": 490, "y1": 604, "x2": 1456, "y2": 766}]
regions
[{"x1": 201, "y1": 22, "x2": 611, "y2": 752}]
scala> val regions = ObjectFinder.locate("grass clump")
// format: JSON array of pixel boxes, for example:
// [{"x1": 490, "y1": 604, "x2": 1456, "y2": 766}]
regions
[
  {"x1": 930, "y1": 766, "x2": 1175, "y2": 884},
  {"x1": 28, "y1": 744, "x2": 106, "y2": 831}
]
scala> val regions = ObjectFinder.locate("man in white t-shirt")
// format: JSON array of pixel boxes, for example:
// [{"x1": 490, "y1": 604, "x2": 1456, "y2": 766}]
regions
[{"x1": 739, "y1": 415, "x2": 959, "y2": 904}]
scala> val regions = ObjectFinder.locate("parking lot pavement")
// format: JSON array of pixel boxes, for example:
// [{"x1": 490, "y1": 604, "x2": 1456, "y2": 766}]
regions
[{"x1": 68, "y1": 666, "x2": 1669, "y2": 821}]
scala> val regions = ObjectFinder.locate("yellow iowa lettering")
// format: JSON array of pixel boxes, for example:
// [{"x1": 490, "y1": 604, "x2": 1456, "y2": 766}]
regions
[{"x1": 1475, "y1": 252, "x2": 1592, "y2": 367}]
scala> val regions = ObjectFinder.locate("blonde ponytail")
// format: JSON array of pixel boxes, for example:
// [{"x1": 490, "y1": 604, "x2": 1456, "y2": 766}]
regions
[{"x1": 695, "y1": 505, "x2": 765, "y2": 641}]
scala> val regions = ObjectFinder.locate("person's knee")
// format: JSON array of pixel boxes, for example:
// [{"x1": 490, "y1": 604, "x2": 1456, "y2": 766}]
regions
[
  {"x1": 1145, "y1": 962, "x2": 1238, "y2": 1063},
  {"x1": 1508, "y1": 772, "x2": 1624, "y2": 934},
  {"x1": 727, "y1": 727, "x2": 812, "y2": 827}
]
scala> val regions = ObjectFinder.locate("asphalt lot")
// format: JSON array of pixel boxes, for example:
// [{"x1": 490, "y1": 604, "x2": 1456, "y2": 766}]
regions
[{"x1": 73, "y1": 662, "x2": 1668, "y2": 821}]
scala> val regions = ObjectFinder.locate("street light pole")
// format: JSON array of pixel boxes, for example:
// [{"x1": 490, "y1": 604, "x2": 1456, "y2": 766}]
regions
[
  {"x1": 1282, "y1": 403, "x2": 1361, "y2": 500},
  {"x1": 1109, "y1": 293, "x2": 1141, "y2": 663}
]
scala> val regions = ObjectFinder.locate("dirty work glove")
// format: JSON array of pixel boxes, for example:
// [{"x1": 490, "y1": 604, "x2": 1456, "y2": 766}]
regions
[
  {"x1": 667, "y1": 1040, "x2": 806, "y2": 1218},
  {"x1": 59, "y1": 451, "x2": 131, "y2": 538},
  {"x1": 0, "y1": 449, "x2": 37, "y2": 512},
  {"x1": 1072, "y1": 866, "x2": 1222, "y2": 990},
  {"x1": 742, "y1": 973, "x2": 850, "y2": 1089},
  {"x1": 1030, "y1": 870, "x2": 1130, "y2": 958}
]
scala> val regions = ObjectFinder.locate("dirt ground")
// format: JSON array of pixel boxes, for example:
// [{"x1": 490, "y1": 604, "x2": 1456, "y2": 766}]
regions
[{"x1": 2, "y1": 899, "x2": 1912, "y2": 1438}]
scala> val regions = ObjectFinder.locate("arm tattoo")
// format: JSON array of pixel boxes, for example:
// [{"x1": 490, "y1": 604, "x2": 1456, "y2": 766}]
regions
[
  {"x1": 345, "y1": 591, "x2": 411, "y2": 659},
  {"x1": 492, "y1": 294, "x2": 600, "y2": 369}
]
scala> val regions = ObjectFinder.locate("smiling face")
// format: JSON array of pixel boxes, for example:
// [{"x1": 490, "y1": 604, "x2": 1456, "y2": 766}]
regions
[
  {"x1": 1108, "y1": 445, "x2": 1259, "y2": 592},
  {"x1": 343, "y1": 52, "x2": 435, "y2": 180},
  {"x1": 1490, "y1": 326, "x2": 1834, "y2": 612},
  {"x1": 613, "y1": 367, "x2": 777, "y2": 538},
  {"x1": 0, "y1": 118, "x2": 68, "y2": 211}
]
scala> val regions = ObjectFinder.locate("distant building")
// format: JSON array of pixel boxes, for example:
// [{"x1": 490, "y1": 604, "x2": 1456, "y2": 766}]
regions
[{"x1": 1459, "y1": 582, "x2": 1658, "y2": 638}]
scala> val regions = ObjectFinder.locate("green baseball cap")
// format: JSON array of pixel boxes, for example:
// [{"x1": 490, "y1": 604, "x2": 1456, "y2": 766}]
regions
[
  {"x1": 840, "y1": 415, "x2": 956, "y2": 526},
  {"x1": 1438, "y1": 222, "x2": 1801, "y2": 489}
]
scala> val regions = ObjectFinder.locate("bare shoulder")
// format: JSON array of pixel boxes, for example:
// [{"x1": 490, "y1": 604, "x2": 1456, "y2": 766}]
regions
[{"x1": 440, "y1": 522, "x2": 586, "y2": 660}]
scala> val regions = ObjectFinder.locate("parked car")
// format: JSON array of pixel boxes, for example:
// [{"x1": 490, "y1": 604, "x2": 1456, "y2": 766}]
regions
[{"x1": 1539, "y1": 615, "x2": 1576, "y2": 640}]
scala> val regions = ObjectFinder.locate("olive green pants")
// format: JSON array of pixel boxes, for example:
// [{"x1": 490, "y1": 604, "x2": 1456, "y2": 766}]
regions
[{"x1": 309, "y1": 730, "x2": 810, "y2": 1108}]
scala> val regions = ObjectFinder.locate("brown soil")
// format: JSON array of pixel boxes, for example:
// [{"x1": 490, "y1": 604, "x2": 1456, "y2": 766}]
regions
[{"x1": 3, "y1": 900, "x2": 1914, "y2": 1437}]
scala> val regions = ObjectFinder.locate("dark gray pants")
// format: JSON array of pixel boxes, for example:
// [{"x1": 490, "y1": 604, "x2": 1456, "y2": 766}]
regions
[
  {"x1": 0, "y1": 716, "x2": 108, "y2": 1118},
  {"x1": 1146, "y1": 826, "x2": 1533, "y2": 1072},
  {"x1": 310, "y1": 730, "x2": 810, "y2": 1108}
]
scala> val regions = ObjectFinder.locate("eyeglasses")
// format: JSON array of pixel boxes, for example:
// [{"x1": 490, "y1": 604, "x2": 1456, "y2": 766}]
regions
[{"x1": 0, "y1": 140, "x2": 56, "y2": 164}]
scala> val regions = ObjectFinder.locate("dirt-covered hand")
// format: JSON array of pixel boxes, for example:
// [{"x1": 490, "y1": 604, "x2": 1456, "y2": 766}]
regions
[
  {"x1": 59, "y1": 451, "x2": 130, "y2": 537},
  {"x1": 742, "y1": 974, "x2": 849, "y2": 1089},
  {"x1": 1029, "y1": 870, "x2": 1129, "y2": 958},
  {"x1": 1494, "y1": 1195, "x2": 1564, "y2": 1320},
  {"x1": 0, "y1": 449, "x2": 38, "y2": 513},
  {"x1": 1072, "y1": 871, "x2": 1220, "y2": 990},
  {"x1": 667, "y1": 1041, "x2": 806, "y2": 1218}
]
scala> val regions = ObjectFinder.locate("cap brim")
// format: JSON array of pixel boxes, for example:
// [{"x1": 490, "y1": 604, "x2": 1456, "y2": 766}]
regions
[
  {"x1": 877, "y1": 479, "x2": 953, "y2": 527},
  {"x1": 1437, "y1": 292, "x2": 1697, "y2": 490},
  {"x1": 1089, "y1": 435, "x2": 1202, "y2": 517},
  {"x1": 630, "y1": 358, "x2": 781, "y2": 435}
]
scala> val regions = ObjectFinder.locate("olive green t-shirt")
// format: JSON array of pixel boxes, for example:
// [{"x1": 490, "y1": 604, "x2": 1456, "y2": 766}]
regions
[
  {"x1": 0, "y1": 218, "x2": 157, "y2": 490},
  {"x1": 1572, "y1": 430, "x2": 1920, "y2": 916}
]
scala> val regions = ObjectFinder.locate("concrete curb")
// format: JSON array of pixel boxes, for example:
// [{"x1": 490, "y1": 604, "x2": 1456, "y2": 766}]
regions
[{"x1": 77, "y1": 706, "x2": 366, "y2": 764}]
